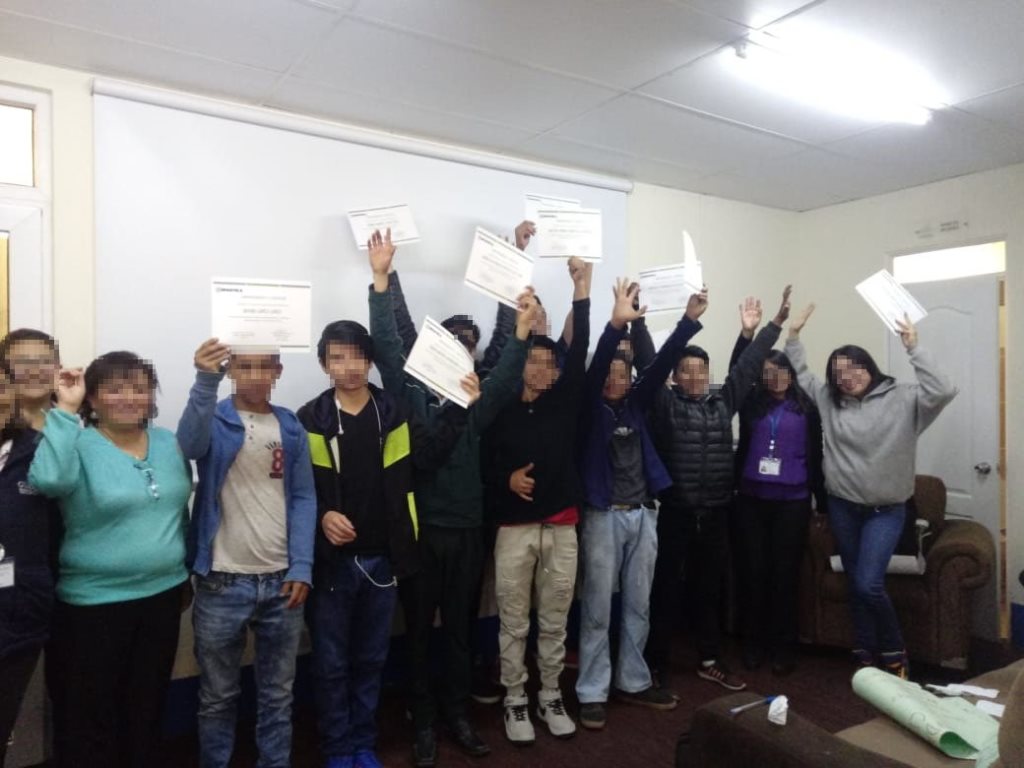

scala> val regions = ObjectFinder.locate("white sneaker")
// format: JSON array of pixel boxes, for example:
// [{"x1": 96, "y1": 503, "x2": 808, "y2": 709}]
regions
[
  {"x1": 503, "y1": 694, "x2": 535, "y2": 745},
  {"x1": 537, "y1": 688, "x2": 576, "y2": 738}
]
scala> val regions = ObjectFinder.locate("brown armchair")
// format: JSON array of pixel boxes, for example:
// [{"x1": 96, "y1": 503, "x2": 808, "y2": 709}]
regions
[{"x1": 798, "y1": 475, "x2": 995, "y2": 666}]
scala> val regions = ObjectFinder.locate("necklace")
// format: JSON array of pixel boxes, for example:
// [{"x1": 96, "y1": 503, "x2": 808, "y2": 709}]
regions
[{"x1": 97, "y1": 426, "x2": 147, "y2": 460}]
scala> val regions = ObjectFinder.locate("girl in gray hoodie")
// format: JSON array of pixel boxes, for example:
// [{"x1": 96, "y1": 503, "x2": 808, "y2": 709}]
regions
[{"x1": 785, "y1": 303, "x2": 957, "y2": 679}]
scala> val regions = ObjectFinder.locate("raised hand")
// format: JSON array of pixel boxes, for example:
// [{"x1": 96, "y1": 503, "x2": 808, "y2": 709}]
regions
[
  {"x1": 55, "y1": 367, "x2": 86, "y2": 414},
  {"x1": 789, "y1": 302, "x2": 816, "y2": 337},
  {"x1": 194, "y1": 338, "x2": 231, "y2": 373},
  {"x1": 515, "y1": 220, "x2": 536, "y2": 250},
  {"x1": 772, "y1": 284, "x2": 793, "y2": 326},
  {"x1": 611, "y1": 278, "x2": 646, "y2": 329},
  {"x1": 685, "y1": 286, "x2": 709, "y2": 322},
  {"x1": 515, "y1": 289, "x2": 540, "y2": 340},
  {"x1": 509, "y1": 462, "x2": 535, "y2": 502},
  {"x1": 895, "y1": 313, "x2": 918, "y2": 351},
  {"x1": 368, "y1": 228, "x2": 396, "y2": 292},
  {"x1": 568, "y1": 256, "x2": 592, "y2": 300},
  {"x1": 739, "y1": 296, "x2": 762, "y2": 338}
]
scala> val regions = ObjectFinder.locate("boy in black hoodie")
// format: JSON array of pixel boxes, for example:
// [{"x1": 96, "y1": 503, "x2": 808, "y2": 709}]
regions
[{"x1": 481, "y1": 257, "x2": 591, "y2": 744}]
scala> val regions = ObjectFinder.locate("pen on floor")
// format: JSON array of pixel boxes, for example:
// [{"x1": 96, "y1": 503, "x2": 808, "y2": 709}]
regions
[{"x1": 729, "y1": 696, "x2": 777, "y2": 717}]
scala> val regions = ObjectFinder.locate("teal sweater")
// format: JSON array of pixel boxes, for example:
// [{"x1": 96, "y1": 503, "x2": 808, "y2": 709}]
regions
[{"x1": 28, "y1": 410, "x2": 191, "y2": 606}]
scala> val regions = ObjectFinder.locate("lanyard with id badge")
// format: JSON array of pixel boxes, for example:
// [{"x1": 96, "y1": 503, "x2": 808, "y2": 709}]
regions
[{"x1": 758, "y1": 407, "x2": 785, "y2": 478}]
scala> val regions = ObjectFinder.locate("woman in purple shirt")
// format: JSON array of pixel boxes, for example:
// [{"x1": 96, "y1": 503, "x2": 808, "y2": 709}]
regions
[{"x1": 732, "y1": 349, "x2": 825, "y2": 675}]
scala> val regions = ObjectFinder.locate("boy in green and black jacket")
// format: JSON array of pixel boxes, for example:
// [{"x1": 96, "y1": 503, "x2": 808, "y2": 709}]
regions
[{"x1": 365, "y1": 229, "x2": 536, "y2": 767}]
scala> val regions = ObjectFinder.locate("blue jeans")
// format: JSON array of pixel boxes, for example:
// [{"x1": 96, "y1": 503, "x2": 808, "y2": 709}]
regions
[
  {"x1": 193, "y1": 570, "x2": 305, "y2": 768},
  {"x1": 827, "y1": 496, "x2": 906, "y2": 654},
  {"x1": 576, "y1": 505, "x2": 658, "y2": 704},
  {"x1": 308, "y1": 554, "x2": 397, "y2": 758}
]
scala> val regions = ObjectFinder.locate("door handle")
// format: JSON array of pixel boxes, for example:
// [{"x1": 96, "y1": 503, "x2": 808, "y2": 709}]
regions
[{"x1": 974, "y1": 462, "x2": 993, "y2": 476}]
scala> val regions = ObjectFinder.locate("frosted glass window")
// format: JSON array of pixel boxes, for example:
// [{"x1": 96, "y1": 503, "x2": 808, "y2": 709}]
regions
[
  {"x1": 0, "y1": 104, "x2": 34, "y2": 186},
  {"x1": 894, "y1": 242, "x2": 1006, "y2": 284}
]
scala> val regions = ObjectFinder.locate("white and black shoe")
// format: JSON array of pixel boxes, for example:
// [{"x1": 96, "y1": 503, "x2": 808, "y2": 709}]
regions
[
  {"x1": 503, "y1": 694, "x2": 535, "y2": 745},
  {"x1": 537, "y1": 688, "x2": 576, "y2": 738}
]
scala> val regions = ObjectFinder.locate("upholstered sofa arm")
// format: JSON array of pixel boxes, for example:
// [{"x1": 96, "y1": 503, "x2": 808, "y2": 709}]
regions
[
  {"x1": 925, "y1": 519, "x2": 995, "y2": 591},
  {"x1": 683, "y1": 693, "x2": 912, "y2": 768}
]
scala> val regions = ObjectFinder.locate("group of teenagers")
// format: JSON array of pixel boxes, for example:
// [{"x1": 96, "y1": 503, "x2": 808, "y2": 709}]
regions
[{"x1": 0, "y1": 220, "x2": 957, "y2": 768}]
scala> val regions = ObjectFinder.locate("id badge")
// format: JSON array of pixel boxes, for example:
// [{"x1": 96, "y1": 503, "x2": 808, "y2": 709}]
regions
[
  {"x1": 758, "y1": 457, "x2": 782, "y2": 477},
  {"x1": 0, "y1": 558, "x2": 14, "y2": 589}
]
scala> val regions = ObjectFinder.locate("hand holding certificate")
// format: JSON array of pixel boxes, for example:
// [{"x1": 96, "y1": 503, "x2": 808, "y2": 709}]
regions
[
  {"x1": 638, "y1": 262, "x2": 705, "y2": 314},
  {"x1": 404, "y1": 317, "x2": 477, "y2": 408},
  {"x1": 534, "y1": 208, "x2": 603, "y2": 261},
  {"x1": 348, "y1": 204, "x2": 420, "y2": 249},
  {"x1": 855, "y1": 269, "x2": 927, "y2": 334},
  {"x1": 211, "y1": 277, "x2": 312, "y2": 352},
  {"x1": 463, "y1": 227, "x2": 534, "y2": 308}
]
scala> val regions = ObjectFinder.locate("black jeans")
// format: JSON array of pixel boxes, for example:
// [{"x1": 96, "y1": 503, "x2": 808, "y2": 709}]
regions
[
  {"x1": 409, "y1": 525, "x2": 483, "y2": 729},
  {"x1": 50, "y1": 583, "x2": 183, "y2": 768},
  {"x1": 646, "y1": 504, "x2": 729, "y2": 671},
  {"x1": 0, "y1": 644, "x2": 43, "y2": 764},
  {"x1": 733, "y1": 494, "x2": 811, "y2": 657}
]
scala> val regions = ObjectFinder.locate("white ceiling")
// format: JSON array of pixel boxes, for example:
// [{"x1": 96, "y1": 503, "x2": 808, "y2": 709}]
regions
[{"x1": 2, "y1": 0, "x2": 1024, "y2": 211}]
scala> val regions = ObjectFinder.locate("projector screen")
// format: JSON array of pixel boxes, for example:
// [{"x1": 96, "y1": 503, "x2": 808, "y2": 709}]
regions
[{"x1": 94, "y1": 91, "x2": 629, "y2": 427}]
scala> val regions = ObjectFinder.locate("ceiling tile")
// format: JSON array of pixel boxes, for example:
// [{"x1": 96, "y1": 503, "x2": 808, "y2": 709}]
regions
[
  {"x1": 348, "y1": 0, "x2": 747, "y2": 89},
  {"x1": 267, "y1": 76, "x2": 536, "y2": 150},
  {"x1": 693, "y1": 170, "x2": 830, "y2": 211},
  {"x1": 824, "y1": 108, "x2": 1024, "y2": 189},
  {"x1": 957, "y1": 84, "x2": 1024, "y2": 134},
  {"x1": 0, "y1": 0, "x2": 337, "y2": 72},
  {"x1": 294, "y1": 17, "x2": 618, "y2": 132},
  {"x1": 672, "y1": 0, "x2": 820, "y2": 29},
  {"x1": 551, "y1": 94, "x2": 808, "y2": 174},
  {"x1": 0, "y1": 11, "x2": 283, "y2": 101},
  {"x1": 639, "y1": 50, "x2": 887, "y2": 144},
  {"x1": 767, "y1": 0, "x2": 1024, "y2": 104}
]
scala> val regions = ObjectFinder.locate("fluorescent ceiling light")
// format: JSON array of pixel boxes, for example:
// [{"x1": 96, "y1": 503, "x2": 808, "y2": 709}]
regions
[{"x1": 724, "y1": 28, "x2": 948, "y2": 125}]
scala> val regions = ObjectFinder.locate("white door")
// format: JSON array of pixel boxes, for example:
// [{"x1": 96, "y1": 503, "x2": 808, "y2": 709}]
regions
[{"x1": 888, "y1": 273, "x2": 1001, "y2": 640}]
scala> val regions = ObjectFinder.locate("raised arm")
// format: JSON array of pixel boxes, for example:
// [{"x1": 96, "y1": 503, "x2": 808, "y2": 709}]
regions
[
  {"x1": 467, "y1": 292, "x2": 535, "y2": 431},
  {"x1": 632, "y1": 288, "x2": 707, "y2": 408},
  {"x1": 367, "y1": 228, "x2": 410, "y2": 395},
  {"x1": 559, "y1": 258, "x2": 592, "y2": 392},
  {"x1": 27, "y1": 368, "x2": 86, "y2": 498},
  {"x1": 895, "y1": 315, "x2": 958, "y2": 433},
  {"x1": 387, "y1": 271, "x2": 418, "y2": 356},
  {"x1": 176, "y1": 338, "x2": 230, "y2": 460},
  {"x1": 720, "y1": 286, "x2": 789, "y2": 414},
  {"x1": 783, "y1": 302, "x2": 825, "y2": 406},
  {"x1": 728, "y1": 295, "x2": 762, "y2": 372}
]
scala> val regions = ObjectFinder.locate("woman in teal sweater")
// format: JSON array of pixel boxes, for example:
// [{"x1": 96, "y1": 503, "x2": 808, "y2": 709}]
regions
[{"x1": 29, "y1": 351, "x2": 191, "y2": 768}]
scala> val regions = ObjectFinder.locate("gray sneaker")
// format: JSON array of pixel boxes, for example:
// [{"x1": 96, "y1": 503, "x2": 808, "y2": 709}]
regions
[
  {"x1": 578, "y1": 702, "x2": 607, "y2": 730},
  {"x1": 537, "y1": 688, "x2": 576, "y2": 739},
  {"x1": 614, "y1": 685, "x2": 678, "y2": 710},
  {"x1": 503, "y1": 694, "x2": 535, "y2": 745}
]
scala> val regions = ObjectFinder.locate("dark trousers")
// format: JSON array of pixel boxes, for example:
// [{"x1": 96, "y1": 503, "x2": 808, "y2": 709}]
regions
[
  {"x1": 0, "y1": 644, "x2": 43, "y2": 764},
  {"x1": 733, "y1": 494, "x2": 812, "y2": 657},
  {"x1": 308, "y1": 555, "x2": 397, "y2": 759},
  {"x1": 409, "y1": 525, "x2": 483, "y2": 729},
  {"x1": 50, "y1": 584, "x2": 183, "y2": 768},
  {"x1": 646, "y1": 505, "x2": 729, "y2": 671}
]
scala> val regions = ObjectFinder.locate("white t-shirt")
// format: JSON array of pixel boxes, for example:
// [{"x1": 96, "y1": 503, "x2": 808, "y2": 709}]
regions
[{"x1": 211, "y1": 410, "x2": 289, "y2": 573}]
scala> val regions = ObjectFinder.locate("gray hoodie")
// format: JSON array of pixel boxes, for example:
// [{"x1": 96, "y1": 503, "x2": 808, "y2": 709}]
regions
[{"x1": 785, "y1": 337, "x2": 957, "y2": 506}]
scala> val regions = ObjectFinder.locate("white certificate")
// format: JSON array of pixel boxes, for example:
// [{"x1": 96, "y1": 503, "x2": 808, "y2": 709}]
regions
[
  {"x1": 534, "y1": 208, "x2": 603, "y2": 261},
  {"x1": 211, "y1": 277, "x2": 312, "y2": 352},
  {"x1": 347, "y1": 203, "x2": 420, "y2": 249},
  {"x1": 682, "y1": 230, "x2": 698, "y2": 263},
  {"x1": 855, "y1": 269, "x2": 927, "y2": 334},
  {"x1": 463, "y1": 227, "x2": 534, "y2": 308},
  {"x1": 404, "y1": 317, "x2": 476, "y2": 409},
  {"x1": 524, "y1": 192, "x2": 580, "y2": 223},
  {"x1": 638, "y1": 262, "x2": 704, "y2": 314}
]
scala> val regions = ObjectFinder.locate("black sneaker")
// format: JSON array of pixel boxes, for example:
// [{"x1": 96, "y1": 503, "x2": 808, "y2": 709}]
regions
[
  {"x1": 413, "y1": 728, "x2": 437, "y2": 768},
  {"x1": 650, "y1": 670, "x2": 680, "y2": 702},
  {"x1": 471, "y1": 673, "x2": 504, "y2": 705},
  {"x1": 697, "y1": 661, "x2": 747, "y2": 691},
  {"x1": 579, "y1": 702, "x2": 607, "y2": 730},
  {"x1": 614, "y1": 685, "x2": 678, "y2": 710}
]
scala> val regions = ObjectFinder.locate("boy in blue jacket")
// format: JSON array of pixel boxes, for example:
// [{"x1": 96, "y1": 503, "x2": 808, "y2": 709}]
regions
[{"x1": 177, "y1": 340, "x2": 316, "y2": 768}]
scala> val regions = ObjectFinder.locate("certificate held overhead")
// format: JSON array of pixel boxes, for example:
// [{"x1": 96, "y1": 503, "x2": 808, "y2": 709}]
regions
[
  {"x1": 211, "y1": 277, "x2": 312, "y2": 352},
  {"x1": 534, "y1": 208, "x2": 603, "y2": 261},
  {"x1": 348, "y1": 203, "x2": 420, "y2": 249},
  {"x1": 404, "y1": 317, "x2": 478, "y2": 409},
  {"x1": 463, "y1": 227, "x2": 534, "y2": 308}
]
